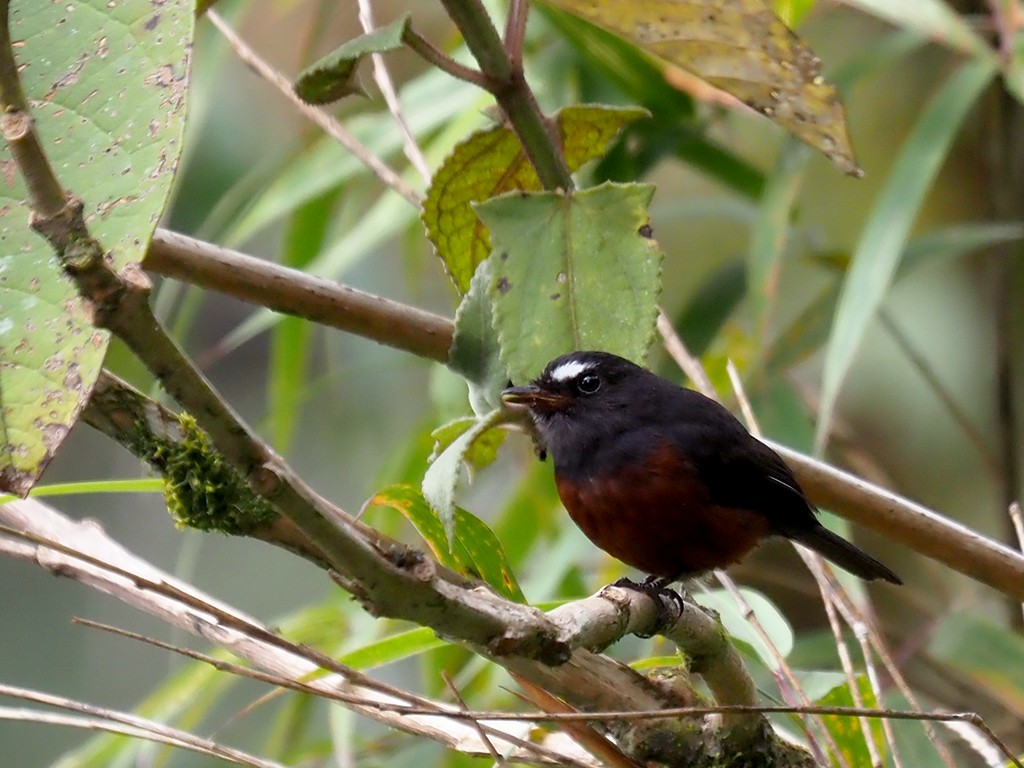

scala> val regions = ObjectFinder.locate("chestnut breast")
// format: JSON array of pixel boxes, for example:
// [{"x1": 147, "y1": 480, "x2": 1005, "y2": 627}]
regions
[{"x1": 554, "y1": 440, "x2": 772, "y2": 579}]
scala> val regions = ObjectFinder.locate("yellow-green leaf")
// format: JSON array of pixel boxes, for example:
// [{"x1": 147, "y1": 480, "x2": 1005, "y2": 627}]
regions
[
  {"x1": 546, "y1": 0, "x2": 861, "y2": 174},
  {"x1": 370, "y1": 484, "x2": 525, "y2": 602},
  {"x1": 422, "y1": 105, "x2": 648, "y2": 293}
]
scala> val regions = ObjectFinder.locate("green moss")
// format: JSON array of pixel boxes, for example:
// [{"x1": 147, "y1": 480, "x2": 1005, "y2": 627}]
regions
[{"x1": 135, "y1": 413, "x2": 277, "y2": 534}]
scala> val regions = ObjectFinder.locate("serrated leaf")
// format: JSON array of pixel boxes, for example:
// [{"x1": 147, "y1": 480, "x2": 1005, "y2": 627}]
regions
[
  {"x1": 448, "y1": 258, "x2": 509, "y2": 414},
  {"x1": 0, "y1": 0, "x2": 192, "y2": 494},
  {"x1": 815, "y1": 58, "x2": 997, "y2": 452},
  {"x1": 293, "y1": 15, "x2": 409, "y2": 104},
  {"x1": 422, "y1": 105, "x2": 648, "y2": 293},
  {"x1": 547, "y1": 0, "x2": 861, "y2": 174},
  {"x1": 370, "y1": 483, "x2": 525, "y2": 602},
  {"x1": 476, "y1": 182, "x2": 663, "y2": 384},
  {"x1": 422, "y1": 408, "x2": 507, "y2": 544}
]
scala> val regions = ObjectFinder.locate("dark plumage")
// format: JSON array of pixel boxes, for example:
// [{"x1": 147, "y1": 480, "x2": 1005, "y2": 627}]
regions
[{"x1": 502, "y1": 351, "x2": 900, "y2": 585}]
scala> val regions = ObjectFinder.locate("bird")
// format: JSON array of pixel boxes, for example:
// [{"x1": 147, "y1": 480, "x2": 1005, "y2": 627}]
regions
[{"x1": 501, "y1": 350, "x2": 901, "y2": 587}]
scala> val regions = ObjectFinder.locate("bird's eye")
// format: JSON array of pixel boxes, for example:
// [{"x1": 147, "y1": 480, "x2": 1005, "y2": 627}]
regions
[{"x1": 577, "y1": 373, "x2": 601, "y2": 394}]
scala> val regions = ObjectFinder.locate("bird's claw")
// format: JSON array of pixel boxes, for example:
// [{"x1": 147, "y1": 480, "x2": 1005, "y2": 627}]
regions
[{"x1": 609, "y1": 576, "x2": 687, "y2": 638}]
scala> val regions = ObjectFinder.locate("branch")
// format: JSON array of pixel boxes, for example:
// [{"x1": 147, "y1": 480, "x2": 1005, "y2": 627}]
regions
[
  {"x1": 439, "y1": 0, "x2": 572, "y2": 191},
  {"x1": 142, "y1": 229, "x2": 1024, "y2": 601},
  {"x1": 0, "y1": 497, "x2": 810, "y2": 767},
  {"x1": 145, "y1": 229, "x2": 452, "y2": 363}
]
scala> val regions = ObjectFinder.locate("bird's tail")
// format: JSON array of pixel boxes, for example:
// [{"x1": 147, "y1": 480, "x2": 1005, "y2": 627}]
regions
[{"x1": 790, "y1": 525, "x2": 902, "y2": 584}]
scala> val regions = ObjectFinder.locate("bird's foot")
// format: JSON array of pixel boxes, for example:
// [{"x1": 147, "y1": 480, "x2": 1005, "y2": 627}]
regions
[{"x1": 610, "y1": 576, "x2": 687, "y2": 638}]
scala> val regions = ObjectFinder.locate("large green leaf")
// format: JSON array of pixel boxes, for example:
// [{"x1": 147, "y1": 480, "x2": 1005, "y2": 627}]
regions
[
  {"x1": 0, "y1": 0, "x2": 192, "y2": 494},
  {"x1": 814, "y1": 57, "x2": 996, "y2": 452},
  {"x1": 477, "y1": 182, "x2": 663, "y2": 383}
]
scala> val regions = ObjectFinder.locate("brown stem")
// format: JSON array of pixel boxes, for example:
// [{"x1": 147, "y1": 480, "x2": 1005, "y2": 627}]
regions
[
  {"x1": 145, "y1": 229, "x2": 452, "y2": 363},
  {"x1": 402, "y1": 27, "x2": 493, "y2": 91},
  {"x1": 439, "y1": 0, "x2": 573, "y2": 191}
]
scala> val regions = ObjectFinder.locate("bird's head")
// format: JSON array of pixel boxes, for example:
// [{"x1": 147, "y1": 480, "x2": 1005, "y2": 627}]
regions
[{"x1": 501, "y1": 351, "x2": 656, "y2": 449}]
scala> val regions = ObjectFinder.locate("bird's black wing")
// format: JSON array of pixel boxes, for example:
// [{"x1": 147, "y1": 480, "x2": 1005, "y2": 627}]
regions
[{"x1": 657, "y1": 388, "x2": 820, "y2": 533}]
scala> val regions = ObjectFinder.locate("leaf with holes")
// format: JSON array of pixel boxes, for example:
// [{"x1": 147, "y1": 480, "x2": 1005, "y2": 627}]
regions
[
  {"x1": 0, "y1": 0, "x2": 192, "y2": 495},
  {"x1": 370, "y1": 483, "x2": 524, "y2": 602},
  {"x1": 546, "y1": 0, "x2": 861, "y2": 174},
  {"x1": 423, "y1": 105, "x2": 648, "y2": 293},
  {"x1": 476, "y1": 182, "x2": 662, "y2": 384},
  {"x1": 293, "y1": 15, "x2": 410, "y2": 104}
]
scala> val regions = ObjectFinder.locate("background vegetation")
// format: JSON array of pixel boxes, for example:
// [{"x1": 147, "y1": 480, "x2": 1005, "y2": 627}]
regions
[{"x1": 1, "y1": 0, "x2": 1024, "y2": 766}]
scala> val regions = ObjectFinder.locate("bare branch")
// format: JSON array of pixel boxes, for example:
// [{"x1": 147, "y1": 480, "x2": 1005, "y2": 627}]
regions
[{"x1": 0, "y1": 685, "x2": 287, "y2": 768}]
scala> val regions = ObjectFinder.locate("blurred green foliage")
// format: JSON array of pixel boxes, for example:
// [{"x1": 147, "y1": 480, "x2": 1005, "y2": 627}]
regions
[{"x1": 3, "y1": 1, "x2": 1024, "y2": 767}]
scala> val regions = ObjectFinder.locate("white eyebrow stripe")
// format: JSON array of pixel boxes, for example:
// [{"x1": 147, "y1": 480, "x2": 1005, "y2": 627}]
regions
[{"x1": 549, "y1": 360, "x2": 590, "y2": 382}]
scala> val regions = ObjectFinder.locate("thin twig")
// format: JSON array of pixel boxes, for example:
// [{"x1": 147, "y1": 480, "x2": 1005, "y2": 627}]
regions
[
  {"x1": 357, "y1": 0, "x2": 431, "y2": 183},
  {"x1": 853, "y1": 622, "x2": 906, "y2": 768},
  {"x1": 205, "y1": 9, "x2": 420, "y2": 206},
  {"x1": 878, "y1": 309, "x2": 1000, "y2": 475},
  {"x1": 504, "y1": 0, "x2": 529, "y2": 69},
  {"x1": 442, "y1": 672, "x2": 509, "y2": 768},
  {"x1": 1006, "y1": 501, "x2": 1024, "y2": 623},
  {"x1": 402, "y1": 27, "x2": 493, "y2": 89},
  {"x1": 439, "y1": 0, "x2": 572, "y2": 190},
  {"x1": 714, "y1": 572, "x2": 838, "y2": 766},
  {"x1": 0, "y1": 684, "x2": 288, "y2": 768}
]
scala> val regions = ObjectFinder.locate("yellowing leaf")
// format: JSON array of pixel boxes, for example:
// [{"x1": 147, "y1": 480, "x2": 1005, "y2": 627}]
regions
[
  {"x1": 547, "y1": 0, "x2": 861, "y2": 174},
  {"x1": 422, "y1": 105, "x2": 648, "y2": 293}
]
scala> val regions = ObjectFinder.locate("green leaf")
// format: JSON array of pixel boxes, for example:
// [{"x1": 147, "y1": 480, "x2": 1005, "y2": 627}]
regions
[
  {"x1": 370, "y1": 483, "x2": 525, "y2": 602},
  {"x1": 764, "y1": 222, "x2": 1024, "y2": 378},
  {"x1": 430, "y1": 416, "x2": 507, "y2": 470},
  {"x1": 0, "y1": 0, "x2": 192, "y2": 494},
  {"x1": 546, "y1": 0, "x2": 861, "y2": 174},
  {"x1": 422, "y1": 105, "x2": 648, "y2": 293},
  {"x1": 814, "y1": 57, "x2": 996, "y2": 452},
  {"x1": 477, "y1": 182, "x2": 663, "y2": 384},
  {"x1": 817, "y1": 675, "x2": 884, "y2": 768},
  {"x1": 338, "y1": 627, "x2": 447, "y2": 670},
  {"x1": 929, "y1": 612, "x2": 1024, "y2": 705},
  {"x1": 839, "y1": 0, "x2": 991, "y2": 57},
  {"x1": 422, "y1": 408, "x2": 507, "y2": 543},
  {"x1": 699, "y1": 587, "x2": 793, "y2": 668},
  {"x1": 293, "y1": 15, "x2": 410, "y2": 104},
  {"x1": 448, "y1": 259, "x2": 509, "y2": 414}
]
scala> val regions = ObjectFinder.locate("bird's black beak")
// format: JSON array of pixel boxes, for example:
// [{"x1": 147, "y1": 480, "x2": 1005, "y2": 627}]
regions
[{"x1": 501, "y1": 384, "x2": 568, "y2": 411}]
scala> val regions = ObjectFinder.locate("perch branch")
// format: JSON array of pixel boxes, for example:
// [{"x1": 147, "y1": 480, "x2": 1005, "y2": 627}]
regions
[{"x1": 141, "y1": 229, "x2": 1024, "y2": 600}]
